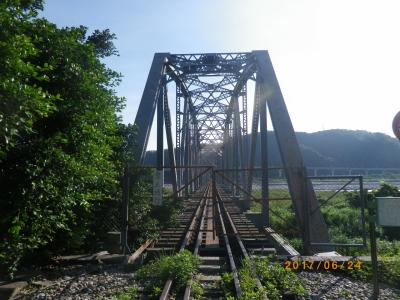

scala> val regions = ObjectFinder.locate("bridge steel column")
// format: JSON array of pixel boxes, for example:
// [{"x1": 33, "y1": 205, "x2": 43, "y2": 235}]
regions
[
  {"x1": 245, "y1": 80, "x2": 261, "y2": 211},
  {"x1": 133, "y1": 53, "x2": 168, "y2": 163},
  {"x1": 157, "y1": 79, "x2": 164, "y2": 176},
  {"x1": 259, "y1": 86, "x2": 269, "y2": 227},
  {"x1": 163, "y1": 85, "x2": 178, "y2": 197},
  {"x1": 233, "y1": 96, "x2": 243, "y2": 197},
  {"x1": 133, "y1": 53, "x2": 179, "y2": 203},
  {"x1": 253, "y1": 50, "x2": 330, "y2": 250}
]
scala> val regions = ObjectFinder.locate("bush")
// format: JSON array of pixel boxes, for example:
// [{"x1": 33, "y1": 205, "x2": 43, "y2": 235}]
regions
[
  {"x1": 222, "y1": 257, "x2": 306, "y2": 300},
  {"x1": 136, "y1": 250, "x2": 202, "y2": 299},
  {"x1": 111, "y1": 286, "x2": 138, "y2": 300},
  {"x1": 0, "y1": 0, "x2": 126, "y2": 276}
]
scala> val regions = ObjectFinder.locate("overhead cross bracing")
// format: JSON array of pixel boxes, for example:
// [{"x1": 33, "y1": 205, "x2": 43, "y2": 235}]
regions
[
  {"x1": 133, "y1": 50, "x2": 331, "y2": 252},
  {"x1": 173, "y1": 53, "x2": 249, "y2": 149}
]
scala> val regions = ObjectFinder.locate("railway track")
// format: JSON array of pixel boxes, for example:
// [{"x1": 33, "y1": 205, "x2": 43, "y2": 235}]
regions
[{"x1": 128, "y1": 183, "x2": 294, "y2": 299}]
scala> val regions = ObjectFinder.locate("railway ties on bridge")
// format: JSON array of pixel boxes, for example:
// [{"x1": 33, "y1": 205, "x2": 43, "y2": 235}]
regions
[{"x1": 128, "y1": 183, "x2": 296, "y2": 299}]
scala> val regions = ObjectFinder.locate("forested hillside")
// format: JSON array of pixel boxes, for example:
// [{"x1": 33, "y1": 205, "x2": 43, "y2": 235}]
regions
[{"x1": 144, "y1": 129, "x2": 400, "y2": 168}]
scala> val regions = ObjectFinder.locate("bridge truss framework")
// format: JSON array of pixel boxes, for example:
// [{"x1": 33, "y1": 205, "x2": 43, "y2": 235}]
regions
[{"x1": 133, "y1": 50, "x2": 330, "y2": 251}]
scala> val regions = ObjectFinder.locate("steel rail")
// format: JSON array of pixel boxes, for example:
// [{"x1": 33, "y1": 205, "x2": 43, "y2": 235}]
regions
[
  {"x1": 159, "y1": 184, "x2": 210, "y2": 300},
  {"x1": 182, "y1": 187, "x2": 211, "y2": 299},
  {"x1": 163, "y1": 183, "x2": 244, "y2": 299},
  {"x1": 216, "y1": 188, "x2": 266, "y2": 294},
  {"x1": 215, "y1": 191, "x2": 242, "y2": 297}
]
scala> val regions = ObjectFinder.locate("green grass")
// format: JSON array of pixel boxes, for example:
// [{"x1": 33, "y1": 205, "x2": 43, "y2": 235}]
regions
[
  {"x1": 111, "y1": 287, "x2": 138, "y2": 300},
  {"x1": 220, "y1": 257, "x2": 306, "y2": 300},
  {"x1": 251, "y1": 189, "x2": 299, "y2": 240},
  {"x1": 250, "y1": 185, "x2": 400, "y2": 288},
  {"x1": 135, "y1": 250, "x2": 203, "y2": 299}
]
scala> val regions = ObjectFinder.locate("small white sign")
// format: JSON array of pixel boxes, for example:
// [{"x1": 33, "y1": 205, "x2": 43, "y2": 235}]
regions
[
  {"x1": 153, "y1": 170, "x2": 164, "y2": 205},
  {"x1": 376, "y1": 197, "x2": 400, "y2": 227}
]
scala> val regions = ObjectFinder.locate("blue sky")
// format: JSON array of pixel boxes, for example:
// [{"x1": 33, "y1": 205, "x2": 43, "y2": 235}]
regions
[{"x1": 41, "y1": 0, "x2": 400, "y2": 148}]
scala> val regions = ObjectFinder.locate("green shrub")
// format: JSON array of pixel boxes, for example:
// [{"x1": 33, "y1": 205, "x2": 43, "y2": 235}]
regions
[
  {"x1": 136, "y1": 250, "x2": 201, "y2": 299},
  {"x1": 221, "y1": 257, "x2": 306, "y2": 300},
  {"x1": 111, "y1": 286, "x2": 138, "y2": 300},
  {"x1": 220, "y1": 272, "x2": 235, "y2": 298},
  {"x1": 380, "y1": 256, "x2": 400, "y2": 288},
  {"x1": 0, "y1": 1, "x2": 126, "y2": 277}
]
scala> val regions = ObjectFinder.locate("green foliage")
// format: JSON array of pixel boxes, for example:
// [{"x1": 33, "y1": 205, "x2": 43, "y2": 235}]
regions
[
  {"x1": 345, "y1": 182, "x2": 400, "y2": 240},
  {"x1": 0, "y1": 0, "x2": 125, "y2": 276},
  {"x1": 111, "y1": 286, "x2": 138, "y2": 300},
  {"x1": 380, "y1": 256, "x2": 400, "y2": 288},
  {"x1": 250, "y1": 257, "x2": 305, "y2": 299},
  {"x1": 373, "y1": 182, "x2": 400, "y2": 197},
  {"x1": 251, "y1": 189, "x2": 299, "y2": 240},
  {"x1": 0, "y1": 0, "x2": 56, "y2": 157},
  {"x1": 87, "y1": 29, "x2": 119, "y2": 58},
  {"x1": 221, "y1": 258, "x2": 306, "y2": 300},
  {"x1": 253, "y1": 183, "x2": 400, "y2": 288},
  {"x1": 136, "y1": 250, "x2": 202, "y2": 299},
  {"x1": 190, "y1": 280, "x2": 204, "y2": 299},
  {"x1": 288, "y1": 237, "x2": 303, "y2": 253},
  {"x1": 344, "y1": 257, "x2": 400, "y2": 288},
  {"x1": 220, "y1": 272, "x2": 235, "y2": 298},
  {"x1": 125, "y1": 167, "x2": 181, "y2": 247}
]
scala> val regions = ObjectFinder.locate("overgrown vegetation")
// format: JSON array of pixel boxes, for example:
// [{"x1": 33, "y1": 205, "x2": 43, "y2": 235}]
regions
[
  {"x1": 135, "y1": 250, "x2": 203, "y2": 299},
  {"x1": 251, "y1": 182, "x2": 400, "y2": 288},
  {"x1": 124, "y1": 170, "x2": 181, "y2": 247},
  {"x1": 0, "y1": 0, "x2": 123, "y2": 275},
  {"x1": 0, "y1": 0, "x2": 178, "y2": 278},
  {"x1": 111, "y1": 286, "x2": 138, "y2": 300},
  {"x1": 220, "y1": 257, "x2": 306, "y2": 300}
]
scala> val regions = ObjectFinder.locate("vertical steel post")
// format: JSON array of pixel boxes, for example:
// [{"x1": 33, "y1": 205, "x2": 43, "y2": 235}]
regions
[
  {"x1": 259, "y1": 92, "x2": 269, "y2": 226},
  {"x1": 246, "y1": 80, "x2": 261, "y2": 210},
  {"x1": 163, "y1": 86, "x2": 178, "y2": 197},
  {"x1": 189, "y1": 123, "x2": 193, "y2": 193},
  {"x1": 303, "y1": 171, "x2": 311, "y2": 255},
  {"x1": 182, "y1": 98, "x2": 189, "y2": 197},
  {"x1": 233, "y1": 95, "x2": 244, "y2": 198},
  {"x1": 230, "y1": 132, "x2": 235, "y2": 193},
  {"x1": 155, "y1": 83, "x2": 164, "y2": 206},
  {"x1": 254, "y1": 50, "x2": 330, "y2": 249},
  {"x1": 176, "y1": 84, "x2": 182, "y2": 190},
  {"x1": 359, "y1": 176, "x2": 367, "y2": 246},
  {"x1": 232, "y1": 115, "x2": 238, "y2": 197},
  {"x1": 133, "y1": 53, "x2": 167, "y2": 164},
  {"x1": 368, "y1": 194, "x2": 379, "y2": 299}
]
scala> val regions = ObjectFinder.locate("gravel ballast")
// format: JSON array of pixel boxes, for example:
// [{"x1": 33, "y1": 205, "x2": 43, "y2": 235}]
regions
[
  {"x1": 17, "y1": 264, "x2": 136, "y2": 300},
  {"x1": 13, "y1": 264, "x2": 400, "y2": 299},
  {"x1": 298, "y1": 271, "x2": 400, "y2": 300}
]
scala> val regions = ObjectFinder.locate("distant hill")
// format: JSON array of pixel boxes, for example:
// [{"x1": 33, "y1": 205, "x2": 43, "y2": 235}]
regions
[
  {"x1": 297, "y1": 130, "x2": 400, "y2": 168},
  {"x1": 144, "y1": 129, "x2": 400, "y2": 168}
]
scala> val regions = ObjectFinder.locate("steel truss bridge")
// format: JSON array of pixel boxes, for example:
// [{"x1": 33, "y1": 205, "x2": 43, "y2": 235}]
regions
[{"x1": 130, "y1": 51, "x2": 329, "y2": 255}]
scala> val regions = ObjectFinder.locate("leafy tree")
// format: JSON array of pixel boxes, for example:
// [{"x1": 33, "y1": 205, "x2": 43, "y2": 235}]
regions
[
  {"x1": 0, "y1": 0, "x2": 125, "y2": 276},
  {"x1": 0, "y1": 0, "x2": 56, "y2": 159}
]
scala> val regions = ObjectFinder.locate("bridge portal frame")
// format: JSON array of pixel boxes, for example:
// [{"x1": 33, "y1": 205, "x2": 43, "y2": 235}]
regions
[{"x1": 132, "y1": 51, "x2": 331, "y2": 252}]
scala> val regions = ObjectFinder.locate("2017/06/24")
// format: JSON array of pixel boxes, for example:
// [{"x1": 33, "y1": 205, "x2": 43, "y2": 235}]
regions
[{"x1": 284, "y1": 260, "x2": 363, "y2": 271}]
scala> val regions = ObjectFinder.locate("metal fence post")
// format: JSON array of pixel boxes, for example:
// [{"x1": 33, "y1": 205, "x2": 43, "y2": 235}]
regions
[
  {"x1": 368, "y1": 194, "x2": 379, "y2": 299},
  {"x1": 303, "y1": 171, "x2": 311, "y2": 255}
]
